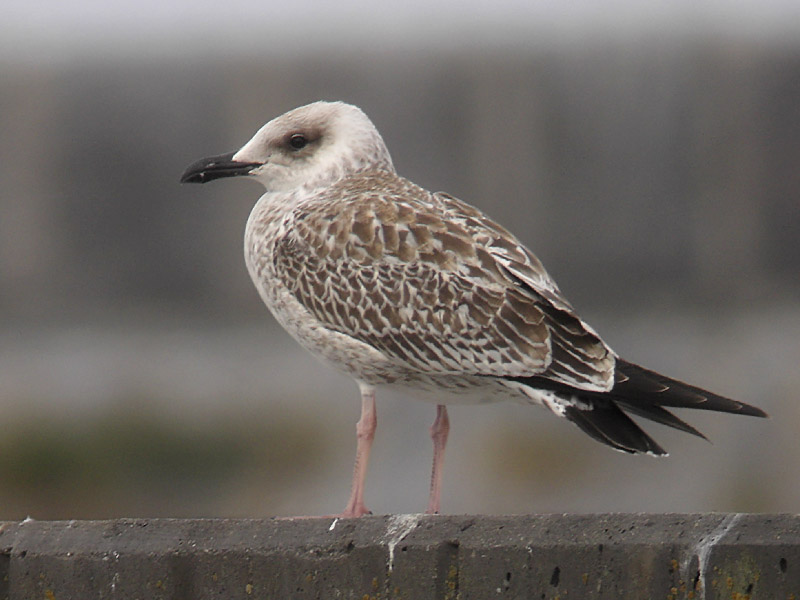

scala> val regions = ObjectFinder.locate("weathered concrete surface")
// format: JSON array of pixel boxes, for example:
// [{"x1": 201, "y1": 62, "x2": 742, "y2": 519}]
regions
[{"x1": 0, "y1": 514, "x2": 797, "y2": 599}]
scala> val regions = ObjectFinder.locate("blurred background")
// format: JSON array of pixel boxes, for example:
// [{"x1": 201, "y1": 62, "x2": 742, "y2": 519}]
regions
[{"x1": 1, "y1": 0, "x2": 799, "y2": 519}]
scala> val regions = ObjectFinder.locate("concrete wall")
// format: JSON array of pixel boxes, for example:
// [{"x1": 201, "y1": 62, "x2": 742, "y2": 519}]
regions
[{"x1": 1, "y1": 514, "x2": 797, "y2": 599}]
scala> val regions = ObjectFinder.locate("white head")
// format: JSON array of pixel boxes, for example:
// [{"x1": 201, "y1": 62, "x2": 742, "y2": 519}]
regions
[{"x1": 181, "y1": 101, "x2": 394, "y2": 193}]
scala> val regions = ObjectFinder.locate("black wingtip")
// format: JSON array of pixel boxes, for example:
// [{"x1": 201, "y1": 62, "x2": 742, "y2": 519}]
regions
[
  {"x1": 736, "y1": 403, "x2": 769, "y2": 418},
  {"x1": 508, "y1": 358, "x2": 765, "y2": 455},
  {"x1": 614, "y1": 360, "x2": 767, "y2": 418},
  {"x1": 617, "y1": 402, "x2": 710, "y2": 441},
  {"x1": 563, "y1": 401, "x2": 668, "y2": 456}
]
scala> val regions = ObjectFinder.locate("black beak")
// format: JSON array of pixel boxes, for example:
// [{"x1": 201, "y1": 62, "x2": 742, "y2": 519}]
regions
[{"x1": 180, "y1": 151, "x2": 262, "y2": 184}]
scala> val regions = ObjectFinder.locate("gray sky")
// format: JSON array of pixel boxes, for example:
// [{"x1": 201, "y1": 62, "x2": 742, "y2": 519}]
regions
[{"x1": 5, "y1": 0, "x2": 800, "y2": 63}]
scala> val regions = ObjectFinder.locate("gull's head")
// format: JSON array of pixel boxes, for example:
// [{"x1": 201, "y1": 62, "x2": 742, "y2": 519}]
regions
[{"x1": 180, "y1": 101, "x2": 394, "y2": 192}]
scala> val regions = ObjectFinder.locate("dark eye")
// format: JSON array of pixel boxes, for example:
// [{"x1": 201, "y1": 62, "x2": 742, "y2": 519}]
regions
[{"x1": 289, "y1": 133, "x2": 307, "y2": 150}]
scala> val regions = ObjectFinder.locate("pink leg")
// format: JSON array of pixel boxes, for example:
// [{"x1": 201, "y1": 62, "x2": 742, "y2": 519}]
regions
[
  {"x1": 426, "y1": 404, "x2": 450, "y2": 515},
  {"x1": 340, "y1": 385, "x2": 377, "y2": 518}
]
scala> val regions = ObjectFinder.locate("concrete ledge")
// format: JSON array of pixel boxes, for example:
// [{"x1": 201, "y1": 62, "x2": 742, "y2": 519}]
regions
[{"x1": 0, "y1": 514, "x2": 798, "y2": 599}]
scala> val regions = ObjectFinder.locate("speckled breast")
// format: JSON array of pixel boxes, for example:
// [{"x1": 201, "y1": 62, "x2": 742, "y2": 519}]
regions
[{"x1": 243, "y1": 191, "x2": 407, "y2": 386}]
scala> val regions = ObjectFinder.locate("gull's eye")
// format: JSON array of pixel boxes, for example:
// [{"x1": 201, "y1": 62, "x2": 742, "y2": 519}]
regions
[{"x1": 288, "y1": 133, "x2": 308, "y2": 150}]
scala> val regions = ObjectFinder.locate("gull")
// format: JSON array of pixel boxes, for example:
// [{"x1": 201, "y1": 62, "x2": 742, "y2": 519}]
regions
[{"x1": 181, "y1": 101, "x2": 766, "y2": 517}]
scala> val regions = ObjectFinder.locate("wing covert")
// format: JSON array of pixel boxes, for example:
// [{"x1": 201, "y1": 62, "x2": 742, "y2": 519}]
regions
[{"x1": 270, "y1": 176, "x2": 614, "y2": 389}]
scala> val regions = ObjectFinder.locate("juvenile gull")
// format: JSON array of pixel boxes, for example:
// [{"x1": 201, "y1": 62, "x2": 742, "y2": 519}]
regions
[{"x1": 181, "y1": 101, "x2": 766, "y2": 517}]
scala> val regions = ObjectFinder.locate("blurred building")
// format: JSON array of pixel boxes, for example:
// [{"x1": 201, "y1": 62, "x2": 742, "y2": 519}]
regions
[{"x1": 0, "y1": 4, "x2": 798, "y2": 518}]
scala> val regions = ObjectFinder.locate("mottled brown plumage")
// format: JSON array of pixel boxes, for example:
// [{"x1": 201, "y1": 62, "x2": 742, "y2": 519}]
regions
[{"x1": 181, "y1": 101, "x2": 766, "y2": 516}]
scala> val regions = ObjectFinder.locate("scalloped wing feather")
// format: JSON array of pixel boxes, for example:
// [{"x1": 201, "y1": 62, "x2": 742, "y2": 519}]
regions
[{"x1": 271, "y1": 173, "x2": 614, "y2": 389}]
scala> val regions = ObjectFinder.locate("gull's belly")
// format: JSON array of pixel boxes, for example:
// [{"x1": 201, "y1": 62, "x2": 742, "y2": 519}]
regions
[{"x1": 249, "y1": 260, "x2": 530, "y2": 405}]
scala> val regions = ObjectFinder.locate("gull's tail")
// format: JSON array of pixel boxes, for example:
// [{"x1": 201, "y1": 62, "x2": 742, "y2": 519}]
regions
[{"x1": 513, "y1": 359, "x2": 767, "y2": 455}]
